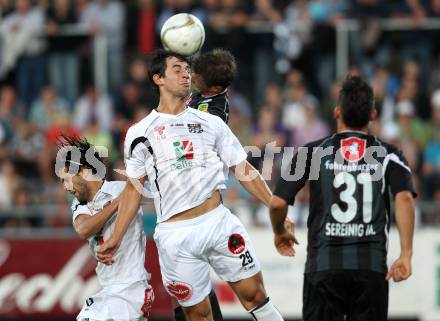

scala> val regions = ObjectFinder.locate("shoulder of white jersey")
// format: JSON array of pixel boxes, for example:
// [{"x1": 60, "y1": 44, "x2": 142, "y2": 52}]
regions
[
  {"x1": 100, "y1": 180, "x2": 126, "y2": 198},
  {"x1": 125, "y1": 111, "x2": 160, "y2": 144},
  {"x1": 71, "y1": 198, "x2": 91, "y2": 216}
]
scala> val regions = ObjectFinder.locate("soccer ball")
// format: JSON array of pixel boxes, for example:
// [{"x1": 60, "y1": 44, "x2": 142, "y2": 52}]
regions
[{"x1": 160, "y1": 13, "x2": 205, "y2": 56}]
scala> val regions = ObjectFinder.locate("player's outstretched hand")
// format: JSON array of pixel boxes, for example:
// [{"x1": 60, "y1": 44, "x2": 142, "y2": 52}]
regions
[
  {"x1": 386, "y1": 255, "x2": 412, "y2": 282},
  {"x1": 96, "y1": 237, "x2": 120, "y2": 266},
  {"x1": 274, "y1": 227, "x2": 299, "y2": 257}
]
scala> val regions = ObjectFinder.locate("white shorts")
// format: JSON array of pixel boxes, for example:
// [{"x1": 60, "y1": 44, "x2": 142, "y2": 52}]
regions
[
  {"x1": 154, "y1": 204, "x2": 261, "y2": 307},
  {"x1": 77, "y1": 280, "x2": 154, "y2": 321}
]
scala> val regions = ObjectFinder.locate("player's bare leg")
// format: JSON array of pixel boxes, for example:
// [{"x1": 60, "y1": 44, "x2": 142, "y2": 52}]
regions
[
  {"x1": 174, "y1": 289, "x2": 223, "y2": 321},
  {"x1": 228, "y1": 272, "x2": 284, "y2": 321},
  {"x1": 182, "y1": 297, "x2": 213, "y2": 321}
]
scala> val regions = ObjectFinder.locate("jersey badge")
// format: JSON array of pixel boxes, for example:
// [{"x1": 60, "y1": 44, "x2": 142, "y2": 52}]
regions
[
  {"x1": 198, "y1": 103, "x2": 209, "y2": 112},
  {"x1": 187, "y1": 123, "x2": 203, "y2": 134},
  {"x1": 228, "y1": 234, "x2": 246, "y2": 254},
  {"x1": 154, "y1": 126, "x2": 166, "y2": 140},
  {"x1": 341, "y1": 137, "x2": 366, "y2": 162}
]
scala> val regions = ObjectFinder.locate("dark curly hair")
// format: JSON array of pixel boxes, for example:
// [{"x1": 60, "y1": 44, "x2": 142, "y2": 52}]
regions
[
  {"x1": 339, "y1": 76, "x2": 374, "y2": 129},
  {"x1": 57, "y1": 134, "x2": 105, "y2": 175},
  {"x1": 192, "y1": 48, "x2": 237, "y2": 89}
]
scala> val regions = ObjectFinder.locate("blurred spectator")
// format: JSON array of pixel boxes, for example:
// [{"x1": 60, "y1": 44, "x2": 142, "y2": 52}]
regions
[
  {"x1": 0, "y1": 0, "x2": 47, "y2": 108},
  {"x1": 46, "y1": 0, "x2": 80, "y2": 105},
  {"x1": 81, "y1": 0, "x2": 125, "y2": 93},
  {"x1": 249, "y1": 107, "x2": 287, "y2": 171},
  {"x1": 46, "y1": 184, "x2": 70, "y2": 227},
  {"x1": 422, "y1": 90, "x2": 440, "y2": 199},
  {"x1": 127, "y1": 0, "x2": 156, "y2": 55},
  {"x1": 29, "y1": 85, "x2": 70, "y2": 131},
  {"x1": 229, "y1": 109, "x2": 251, "y2": 147},
  {"x1": 349, "y1": 0, "x2": 390, "y2": 80},
  {"x1": 371, "y1": 66, "x2": 399, "y2": 125},
  {"x1": 321, "y1": 79, "x2": 341, "y2": 129},
  {"x1": 0, "y1": 159, "x2": 19, "y2": 208},
  {"x1": 274, "y1": 0, "x2": 313, "y2": 75},
  {"x1": 393, "y1": 100, "x2": 426, "y2": 169},
  {"x1": 10, "y1": 123, "x2": 44, "y2": 177},
  {"x1": 192, "y1": 0, "x2": 221, "y2": 25},
  {"x1": 399, "y1": 60, "x2": 431, "y2": 120},
  {"x1": 309, "y1": 0, "x2": 347, "y2": 97},
  {"x1": 249, "y1": 0, "x2": 282, "y2": 105},
  {"x1": 395, "y1": 100, "x2": 433, "y2": 147},
  {"x1": 0, "y1": 86, "x2": 22, "y2": 152},
  {"x1": 288, "y1": 98, "x2": 330, "y2": 149},
  {"x1": 281, "y1": 80, "x2": 319, "y2": 132},
  {"x1": 0, "y1": 85, "x2": 25, "y2": 126},
  {"x1": 84, "y1": 118, "x2": 118, "y2": 163},
  {"x1": 116, "y1": 82, "x2": 143, "y2": 120},
  {"x1": 73, "y1": 85, "x2": 113, "y2": 132},
  {"x1": 392, "y1": 0, "x2": 432, "y2": 88},
  {"x1": 228, "y1": 86, "x2": 252, "y2": 120},
  {"x1": 128, "y1": 57, "x2": 157, "y2": 106},
  {"x1": 261, "y1": 82, "x2": 284, "y2": 118},
  {"x1": 0, "y1": 0, "x2": 14, "y2": 17},
  {"x1": 208, "y1": 0, "x2": 252, "y2": 96},
  {"x1": 156, "y1": 0, "x2": 200, "y2": 33}
]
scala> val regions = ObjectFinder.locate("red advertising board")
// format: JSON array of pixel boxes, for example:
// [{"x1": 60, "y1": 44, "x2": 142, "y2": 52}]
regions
[{"x1": 0, "y1": 238, "x2": 173, "y2": 319}]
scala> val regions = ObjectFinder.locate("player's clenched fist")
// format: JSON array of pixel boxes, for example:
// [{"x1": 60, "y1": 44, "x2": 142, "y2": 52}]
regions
[{"x1": 97, "y1": 237, "x2": 120, "y2": 265}]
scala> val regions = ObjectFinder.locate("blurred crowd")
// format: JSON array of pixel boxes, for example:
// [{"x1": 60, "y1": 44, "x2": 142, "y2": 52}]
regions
[{"x1": 0, "y1": 0, "x2": 439, "y2": 231}]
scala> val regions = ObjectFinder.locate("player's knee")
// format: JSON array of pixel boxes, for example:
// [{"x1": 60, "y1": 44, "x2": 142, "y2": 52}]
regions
[
  {"x1": 242, "y1": 287, "x2": 267, "y2": 309},
  {"x1": 183, "y1": 299, "x2": 212, "y2": 321}
]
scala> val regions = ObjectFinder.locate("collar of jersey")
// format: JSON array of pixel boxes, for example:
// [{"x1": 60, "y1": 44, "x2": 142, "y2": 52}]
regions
[
  {"x1": 338, "y1": 130, "x2": 368, "y2": 135},
  {"x1": 153, "y1": 108, "x2": 189, "y2": 118}
]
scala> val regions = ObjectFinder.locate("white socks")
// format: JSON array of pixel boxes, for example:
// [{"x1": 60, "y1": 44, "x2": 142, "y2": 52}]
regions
[{"x1": 248, "y1": 298, "x2": 284, "y2": 321}]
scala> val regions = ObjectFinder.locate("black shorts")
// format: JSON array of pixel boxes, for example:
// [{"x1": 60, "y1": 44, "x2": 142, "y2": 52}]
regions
[{"x1": 303, "y1": 270, "x2": 388, "y2": 321}]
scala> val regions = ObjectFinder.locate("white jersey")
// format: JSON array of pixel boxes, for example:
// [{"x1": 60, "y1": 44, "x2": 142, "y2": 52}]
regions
[
  {"x1": 71, "y1": 181, "x2": 149, "y2": 287},
  {"x1": 124, "y1": 108, "x2": 247, "y2": 223}
]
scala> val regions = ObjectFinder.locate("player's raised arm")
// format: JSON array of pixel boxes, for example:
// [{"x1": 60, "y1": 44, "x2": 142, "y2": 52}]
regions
[
  {"x1": 74, "y1": 197, "x2": 119, "y2": 239},
  {"x1": 97, "y1": 126, "x2": 150, "y2": 265},
  {"x1": 230, "y1": 160, "x2": 272, "y2": 207}
]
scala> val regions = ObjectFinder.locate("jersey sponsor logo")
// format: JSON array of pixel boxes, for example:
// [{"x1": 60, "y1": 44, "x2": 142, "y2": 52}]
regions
[
  {"x1": 228, "y1": 234, "x2": 245, "y2": 254},
  {"x1": 341, "y1": 137, "x2": 366, "y2": 162},
  {"x1": 171, "y1": 140, "x2": 195, "y2": 170},
  {"x1": 154, "y1": 126, "x2": 166, "y2": 140},
  {"x1": 197, "y1": 103, "x2": 209, "y2": 112},
  {"x1": 173, "y1": 140, "x2": 194, "y2": 160},
  {"x1": 187, "y1": 123, "x2": 203, "y2": 134},
  {"x1": 166, "y1": 281, "x2": 193, "y2": 301}
]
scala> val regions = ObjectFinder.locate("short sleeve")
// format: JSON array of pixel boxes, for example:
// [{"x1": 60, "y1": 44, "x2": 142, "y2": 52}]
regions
[
  {"x1": 124, "y1": 127, "x2": 151, "y2": 179},
  {"x1": 71, "y1": 199, "x2": 92, "y2": 222},
  {"x1": 274, "y1": 145, "x2": 313, "y2": 205},
  {"x1": 214, "y1": 117, "x2": 247, "y2": 167},
  {"x1": 385, "y1": 151, "x2": 417, "y2": 198}
]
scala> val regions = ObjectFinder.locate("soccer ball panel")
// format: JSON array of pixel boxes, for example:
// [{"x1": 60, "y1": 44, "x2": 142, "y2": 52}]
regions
[{"x1": 160, "y1": 13, "x2": 206, "y2": 56}]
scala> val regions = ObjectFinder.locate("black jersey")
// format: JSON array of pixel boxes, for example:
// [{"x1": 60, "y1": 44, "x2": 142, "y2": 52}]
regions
[
  {"x1": 274, "y1": 131, "x2": 417, "y2": 274},
  {"x1": 187, "y1": 90, "x2": 229, "y2": 123}
]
